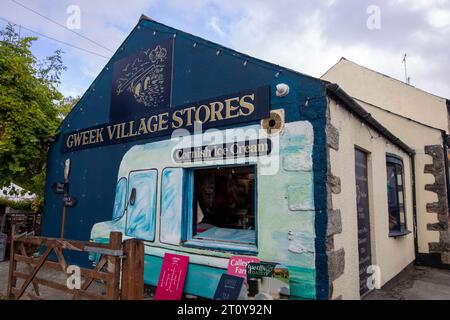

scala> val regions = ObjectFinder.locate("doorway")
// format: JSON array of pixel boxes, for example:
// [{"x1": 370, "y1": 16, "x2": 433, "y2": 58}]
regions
[{"x1": 355, "y1": 148, "x2": 372, "y2": 296}]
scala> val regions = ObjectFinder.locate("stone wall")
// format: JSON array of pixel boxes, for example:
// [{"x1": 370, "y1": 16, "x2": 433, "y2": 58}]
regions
[
  {"x1": 424, "y1": 145, "x2": 450, "y2": 265},
  {"x1": 326, "y1": 106, "x2": 344, "y2": 299}
]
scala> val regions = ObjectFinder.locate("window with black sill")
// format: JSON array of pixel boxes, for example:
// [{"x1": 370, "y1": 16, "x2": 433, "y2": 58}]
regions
[{"x1": 386, "y1": 155, "x2": 408, "y2": 237}]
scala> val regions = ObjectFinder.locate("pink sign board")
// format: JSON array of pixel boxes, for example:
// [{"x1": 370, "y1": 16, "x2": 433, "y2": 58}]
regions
[
  {"x1": 154, "y1": 253, "x2": 189, "y2": 300},
  {"x1": 227, "y1": 256, "x2": 260, "y2": 284}
]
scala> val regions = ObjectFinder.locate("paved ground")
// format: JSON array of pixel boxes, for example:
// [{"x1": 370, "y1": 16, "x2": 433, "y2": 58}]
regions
[
  {"x1": 1, "y1": 259, "x2": 450, "y2": 300},
  {"x1": 0, "y1": 260, "x2": 104, "y2": 300},
  {"x1": 364, "y1": 265, "x2": 450, "y2": 300}
]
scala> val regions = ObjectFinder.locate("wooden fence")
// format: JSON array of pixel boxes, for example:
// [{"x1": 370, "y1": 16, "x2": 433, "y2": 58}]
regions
[
  {"x1": 6, "y1": 226, "x2": 144, "y2": 300},
  {"x1": 0, "y1": 208, "x2": 41, "y2": 236}
]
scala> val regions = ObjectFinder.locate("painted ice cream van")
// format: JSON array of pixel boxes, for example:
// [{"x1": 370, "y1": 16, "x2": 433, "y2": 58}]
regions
[
  {"x1": 42, "y1": 16, "x2": 334, "y2": 300},
  {"x1": 89, "y1": 120, "x2": 317, "y2": 299}
]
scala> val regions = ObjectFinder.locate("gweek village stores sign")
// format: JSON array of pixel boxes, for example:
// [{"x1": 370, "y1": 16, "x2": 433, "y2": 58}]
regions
[
  {"x1": 61, "y1": 40, "x2": 270, "y2": 153},
  {"x1": 62, "y1": 87, "x2": 270, "y2": 152}
]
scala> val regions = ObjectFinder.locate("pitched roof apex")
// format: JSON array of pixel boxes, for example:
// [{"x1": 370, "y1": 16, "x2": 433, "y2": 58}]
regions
[{"x1": 139, "y1": 14, "x2": 154, "y2": 22}]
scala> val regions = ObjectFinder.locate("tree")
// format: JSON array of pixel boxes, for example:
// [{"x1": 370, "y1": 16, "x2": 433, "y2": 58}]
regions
[
  {"x1": 0, "y1": 23, "x2": 72, "y2": 203},
  {"x1": 57, "y1": 95, "x2": 79, "y2": 119}
]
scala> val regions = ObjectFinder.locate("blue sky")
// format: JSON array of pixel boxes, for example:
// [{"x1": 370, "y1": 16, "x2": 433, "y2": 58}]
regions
[{"x1": 2, "y1": 0, "x2": 450, "y2": 99}]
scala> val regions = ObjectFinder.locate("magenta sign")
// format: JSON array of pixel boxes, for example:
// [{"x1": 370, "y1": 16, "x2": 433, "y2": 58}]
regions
[{"x1": 154, "y1": 253, "x2": 189, "y2": 300}]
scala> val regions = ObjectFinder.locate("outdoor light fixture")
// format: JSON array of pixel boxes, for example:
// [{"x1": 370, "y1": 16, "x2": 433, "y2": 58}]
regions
[
  {"x1": 64, "y1": 159, "x2": 71, "y2": 183},
  {"x1": 276, "y1": 83, "x2": 290, "y2": 97}
]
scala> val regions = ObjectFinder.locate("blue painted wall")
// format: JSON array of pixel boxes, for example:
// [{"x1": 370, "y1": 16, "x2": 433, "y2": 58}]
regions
[{"x1": 42, "y1": 17, "x2": 329, "y2": 299}]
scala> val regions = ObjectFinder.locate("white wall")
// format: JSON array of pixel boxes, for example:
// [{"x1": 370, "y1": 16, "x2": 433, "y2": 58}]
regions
[
  {"x1": 329, "y1": 98, "x2": 415, "y2": 300},
  {"x1": 322, "y1": 59, "x2": 448, "y2": 133},
  {"x1": 359, "y1": 102, "x2": 443, "y2": 253},
  {"x1": 322, "y1": 59, "x2": 447, "y2": 255}
]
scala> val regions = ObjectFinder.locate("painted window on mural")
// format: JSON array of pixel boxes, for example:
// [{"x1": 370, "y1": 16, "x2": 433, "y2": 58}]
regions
[
  {"x1": 186, "y1": 165, "x2": 256, "y2": 250},
  {"x1": 112, "y1": 178, "x2": 127, "y2": 220},
  {"x1": 160, "y1": 168, "x2": 185, "y2": 245},
  {"x1": 126, "y1": 169, "x2": 158, "y2": 241},
  {"x1": 386, "y1": 155, "x2": 407, "y2": 234}
]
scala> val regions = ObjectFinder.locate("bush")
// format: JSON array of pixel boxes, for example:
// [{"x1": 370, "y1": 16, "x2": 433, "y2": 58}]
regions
[{"x1": 0, "y1": 197, "x2": 33, "y2": 211}]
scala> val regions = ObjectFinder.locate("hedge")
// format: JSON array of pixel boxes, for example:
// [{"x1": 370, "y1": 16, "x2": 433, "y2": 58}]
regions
[{"x1": 0, "y1": 197, "x2": 33, "y2": 211}]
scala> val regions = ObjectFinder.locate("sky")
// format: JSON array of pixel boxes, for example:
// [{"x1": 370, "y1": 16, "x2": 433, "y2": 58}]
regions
[{"x1": 1, "y1": 0, "x2": 449, "y2": 99}]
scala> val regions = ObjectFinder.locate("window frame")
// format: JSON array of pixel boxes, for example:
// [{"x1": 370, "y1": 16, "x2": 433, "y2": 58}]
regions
[
  {"x1": 386, "y1": 154, "x2": 410, "y2": 238},
  {"x1": 159, "y1": 167, "x2": 188, "y2": 246},
  {"x1": 112, "y1": 177, "x2": 128, "y2": 221},
  {"x1": 125, "y1": 168, "x2": 159, "y2": 242},
  {"x1": 182, "y1": 163, "x2": 258, "y2": 254}
]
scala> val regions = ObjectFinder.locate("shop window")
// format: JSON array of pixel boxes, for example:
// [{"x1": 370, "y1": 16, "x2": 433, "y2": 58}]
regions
[
  {"x1": 126, "y1": 169, "x2": 157, "y2": 241},
  {"x1": 386, "y1": 155, "x2": 408, "y2": 236},
  {"x1": 185, "y1": 165, "x2": 257, "y2": 252}
]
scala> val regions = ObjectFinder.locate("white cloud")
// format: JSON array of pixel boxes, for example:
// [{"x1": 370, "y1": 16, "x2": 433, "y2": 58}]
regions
[
  {"x1": 204, "y1": 0, "x2": 450, "y2": 98},
  {"x1": 392, "y1": 0, "x2": 450, "y2": 11},
  {"x1": 207, "y1": 16, "x2": 226, "y2": 38},
  {"x1": 427, "y1": 9, "x2": 450, "y2": 28},
  {"x1": 3, "y1": 0, "x2": 450, "y2": 99}
]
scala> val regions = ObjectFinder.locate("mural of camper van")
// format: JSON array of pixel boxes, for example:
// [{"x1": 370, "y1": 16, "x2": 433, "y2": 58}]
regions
[{"x1": 90, "y1": 119, "x2": 317, "y2": 299}]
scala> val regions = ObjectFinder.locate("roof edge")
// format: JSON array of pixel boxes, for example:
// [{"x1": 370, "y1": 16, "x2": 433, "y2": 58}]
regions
[
  {"x1": 137, "y1": 16, "x2": 322, "y2": 83},
  {"x1": 57, "y1": 14, "x2": 324, "y2": 136},
  {"x1": 57, "y1": 17, "x2": 146, "y2": 133},
  {"x1": 333, "y1": 58, "x2": 448, "y2": 102},
  {"x1": 326, "y1": 83, "x2": 416, "y2": 156},
  {"x1": 320, "y1": 57, "x2": 346, "y2": 79},
  {"x1": 139, "y1": 14, "x2": 154, "y2": 22}
]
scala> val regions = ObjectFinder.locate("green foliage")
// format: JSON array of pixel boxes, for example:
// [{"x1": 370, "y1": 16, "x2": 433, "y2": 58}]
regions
[
  {"x1": 30, "y1": 196, "x2": 44, "y2": 213},
  {"x1": 57, "y1": 95, "x2": 79, "y2": 119},
  {"x1": 0, "y1": 23, "x2": 74, "y2": 200},
  {"x1": 0, "y1": 197, "x2": 32, "y2": 211}
]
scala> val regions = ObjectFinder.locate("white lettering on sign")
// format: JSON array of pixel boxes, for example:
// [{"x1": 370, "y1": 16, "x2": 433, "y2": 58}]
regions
[{"x1": 173, "y1": 140, "x2": 271, "y2": 163}]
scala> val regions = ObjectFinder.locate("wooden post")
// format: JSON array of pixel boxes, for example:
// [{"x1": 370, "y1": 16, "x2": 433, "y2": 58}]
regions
[
  {"x1": 61, "y1": 159, "x2": 70, "y2": 240},
  {"x1": 7, "y1": 225, "x2": 16, "y2": 299},
  {"x1": 106, "y1": 232, "x2": 122, "y2": 300},
  {"x1": 121, "y1": 239, "x2": 144, "y2": 300},
  {"x1": 60, "y1": 206, "x2": 67, "y2": 240}
]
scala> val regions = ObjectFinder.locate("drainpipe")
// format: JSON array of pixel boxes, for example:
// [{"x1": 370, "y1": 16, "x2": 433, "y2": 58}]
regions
[
  {"x1": 411, "y1": 154, "x2": 419, "y2": 259},
  {"x1": 442, "y1": 132, "x2": 450, "y2": 211},
  {"x1": 446, "y1": 99, "x2": 450, "y2": 209}
]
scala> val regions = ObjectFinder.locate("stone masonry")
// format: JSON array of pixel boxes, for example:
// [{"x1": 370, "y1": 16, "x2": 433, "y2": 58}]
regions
[
  {"x1": 424, "y1": 145, "x2": 450, "y2": 265},
  {"x1": 326, "y1": 105, "x2": 344, "y2": 299}
]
